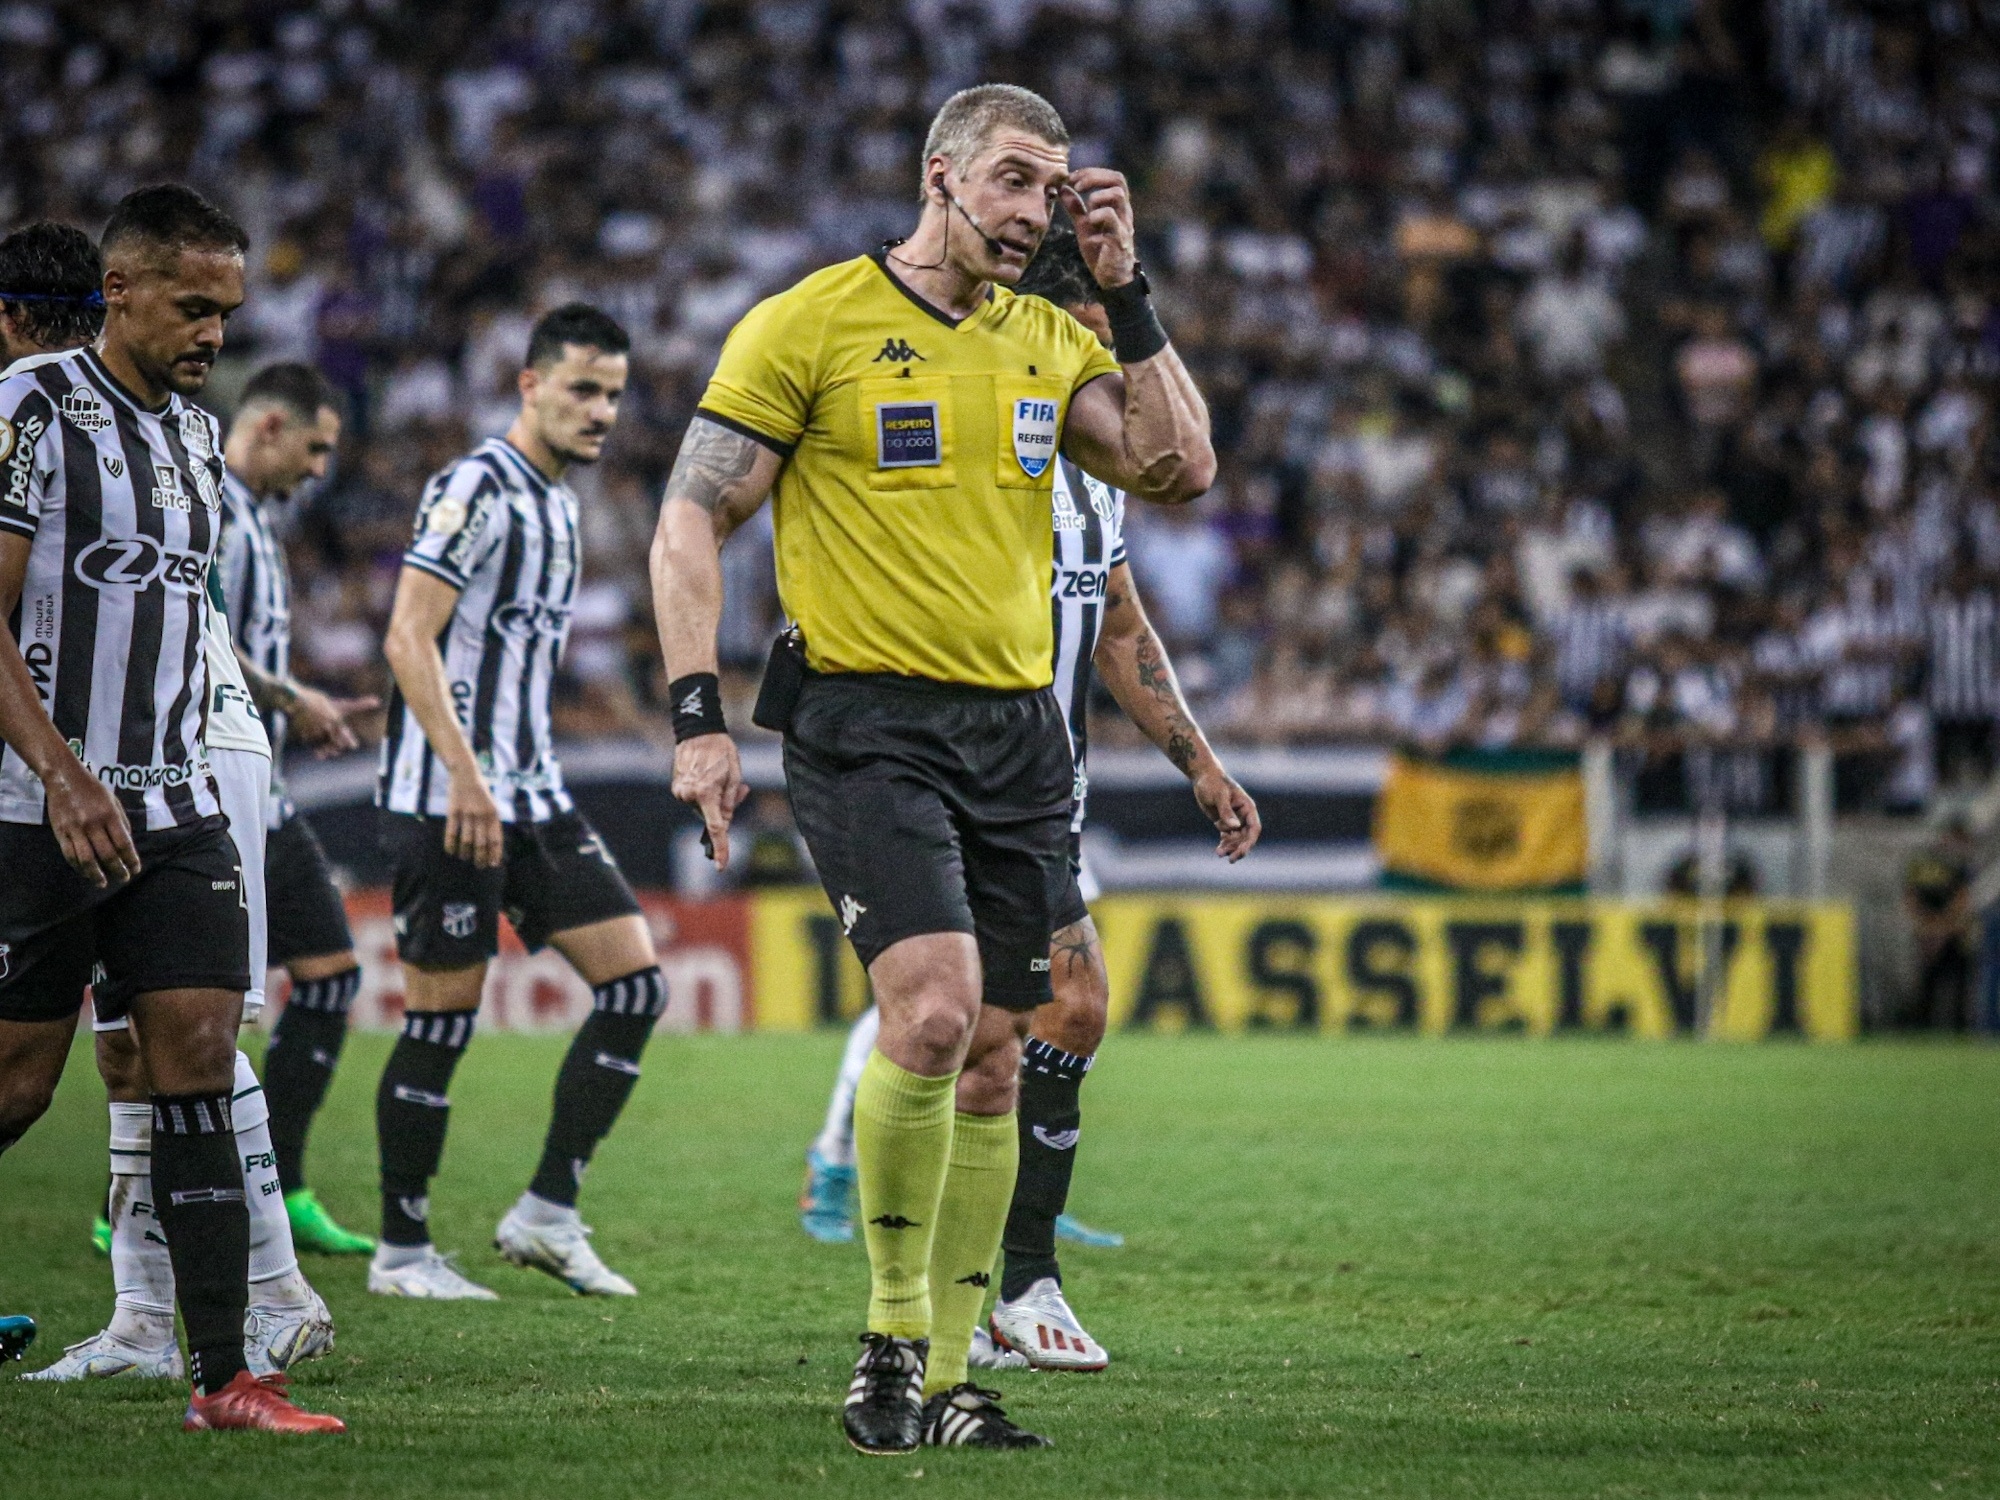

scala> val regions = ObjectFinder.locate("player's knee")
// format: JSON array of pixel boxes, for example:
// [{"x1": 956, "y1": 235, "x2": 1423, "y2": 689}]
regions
[
  {"x1": 1041, "y1": 971, "x2": 1109, "y2": 1056},
  {"x1": 0, "y1": 1072, "x2": 57, "y2": 1149},
  {"x1": 93, "y1": 1027, "x2": 148, "y2": 1100},
  {"x1": 904, "y1": 987, "x2": 979, "y2": 1062}
]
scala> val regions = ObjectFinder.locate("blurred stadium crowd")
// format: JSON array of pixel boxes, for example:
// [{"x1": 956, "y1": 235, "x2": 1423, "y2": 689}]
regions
[{"x1": 2, "y1": 0, "x2": 1995, "y2": 812}]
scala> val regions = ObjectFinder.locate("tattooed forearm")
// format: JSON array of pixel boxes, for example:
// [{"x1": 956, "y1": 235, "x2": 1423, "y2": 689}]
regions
[
  {"x1": 665, "y1": 418, "x2": 762, "y2": 514},
  {"x1": 1051, "y1": 919, "x2": 1100, "y2": 979},
  {"x1": 1130, "y1": 626, "x2": 1205, "y2": 774}
]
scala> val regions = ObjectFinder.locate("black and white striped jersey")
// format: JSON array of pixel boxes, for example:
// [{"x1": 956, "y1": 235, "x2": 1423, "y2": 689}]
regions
[
  {"x1": 377, "y1": 437, "x2": 580, "y2": 824},
  {"x1": 1049, "y1": 456, "x2": 1127, "y2": 835},
  {"x1": 1926, "y1": 589, "x2": 2000, "y2": 721},
  {"x1": 215, "y1": 468, "x2": 294, "y2": 823},
  {"x1": 0, "y1": 348, "x2": 226, "y2": 831}
]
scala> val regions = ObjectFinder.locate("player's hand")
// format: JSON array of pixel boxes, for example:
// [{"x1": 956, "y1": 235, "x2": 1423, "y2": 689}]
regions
[
  {"x1": 1061, "y1": 168, "x2": 1138, "y2": 291},
  {"x1": 287, "y1": 684, "x2": 380, "y2": 757},
  {"x1": 1191, "y1": 762, "x2": 1260, "y2": 863},
  {"x1": 445, "y1": 774, "x2": 504, "y2": 869},
  {"x1": 44, "y1": 757, "x2": 140, "y2": 888},
  {"x1": 673, "y1": 732, "x2": 750, "y2": 871}
]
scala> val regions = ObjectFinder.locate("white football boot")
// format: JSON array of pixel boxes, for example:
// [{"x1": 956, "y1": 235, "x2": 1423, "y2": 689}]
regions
[
  {"x1": 245, "y1": 1285, "x2": 336, "y2": 1375},
  {"x1": 367, "y1": 1245, "x2": 500, "y2": 1300},
  {"x1": 494, "y1": 1204, "x2": 637, "y2": 1297},
  {"x1": 967, "y1": 1324, "x2": 1029, "y2": 1371},
  {"x1": 989, "y1": 1276, "x2": 1108, "y2": 1371},
  {"x1": 22, "y1": 1327, "x2": 184, "y2": 1381}
]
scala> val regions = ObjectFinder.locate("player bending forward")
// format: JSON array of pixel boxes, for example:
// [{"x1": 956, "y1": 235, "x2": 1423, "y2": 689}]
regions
[
  {"x1": 0, "y1": 187, "x2": 340, "y2": 1432},
  {"x1": 0, "y1": 227, "x2": 336, "y2": 1388},
  {"x1": 653, "y1": 83, "x2": 1216, "y2": 1453},
  {"x1": 369, "y1": 304, "x2": 665, "y2": 1301},
  {"x1": 800, "y1": 224, "x2": 1259, "y2": 1374}
]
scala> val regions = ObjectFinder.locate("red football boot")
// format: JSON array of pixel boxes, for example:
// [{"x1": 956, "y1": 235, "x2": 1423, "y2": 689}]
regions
[{"x1": 183, "y1": 1371, "x2": 347, "y2": 1433}]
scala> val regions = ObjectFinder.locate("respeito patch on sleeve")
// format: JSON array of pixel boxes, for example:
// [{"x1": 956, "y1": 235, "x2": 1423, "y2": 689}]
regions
[{"x1": 876, "y1": 401, "x2": 941, "y2": 468}]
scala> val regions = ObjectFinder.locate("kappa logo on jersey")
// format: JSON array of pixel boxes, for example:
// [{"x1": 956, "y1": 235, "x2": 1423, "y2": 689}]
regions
[
  {"x1": 1013, "y1": 398, "x2": 1059, "y2": 479},
  {"x1": 440, "y1": 902, "x2": 479, "y2": 939},
  {"x1": 839, "y1": 893, "x2": 867, "y2": 935},
  {"x1": 73, "y1": 536, "x2": 206, "y2": 592},
  {"x1": 871, "y1": 337, "x2": 925, "y2": 363},
  {"x1": 152, "y1": 463, "x2": 189, "y2": 512},
  {"x1": 1032, "y1": 1126, "x2": 1081, "y2": 1151},
  {"x1": 3, "y1": 413, "x2": 43, "y2": 507},
  {"x1": 59, "y1": 387, "x2": 110, "y2": 435},
  {"x1": 876, "y1": 401, "x2": 939, "y2": 468}
]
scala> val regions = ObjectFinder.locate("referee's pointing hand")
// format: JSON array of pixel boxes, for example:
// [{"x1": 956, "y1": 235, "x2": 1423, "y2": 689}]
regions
[{"x1": 673, "y1": 733, "x2": 750, "y2": 871}]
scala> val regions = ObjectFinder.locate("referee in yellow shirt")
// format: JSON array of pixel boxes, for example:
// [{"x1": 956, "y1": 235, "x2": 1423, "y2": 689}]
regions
[{"x1": 649, "y1": 82, "x2": 1215, "y2": 1455}]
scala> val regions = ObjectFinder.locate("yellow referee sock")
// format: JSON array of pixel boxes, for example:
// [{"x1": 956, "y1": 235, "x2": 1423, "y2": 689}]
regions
[
  {"x1": 854, "y1": 1050, "x2": 958, "y2": 1340},
  {"x1": 921, "y1": 1110, "x2": 1019, "y2": 1397}
]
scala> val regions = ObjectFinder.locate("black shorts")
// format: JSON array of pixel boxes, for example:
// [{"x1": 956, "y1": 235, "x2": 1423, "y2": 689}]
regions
[
  {"x1": 1052, "y1": 832, "x2": 1089, "y2": 933},
  {"x1": 265, "y1": 814, "x2": 353, "y2": 966},
  {"x1": 383, "y1": 808, "x2": 641, "y2": 968},
  {"x1": 782, "y1": 673, "x2": 1074, "y2": 1011},
  {"x1": 0, "y1": 815, "x2": 250, "y2": 1024}
]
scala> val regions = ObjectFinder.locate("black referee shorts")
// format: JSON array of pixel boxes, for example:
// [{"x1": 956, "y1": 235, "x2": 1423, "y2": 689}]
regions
[
  {"x1": 782, "y1": 672, "x2": 1075, "y2": 1011},
  {"x1": 382, "y1": 808, "x2": 641, "y2": 969},
  {"x1": 0, "y1": 815, "x2": 251, "y2": 1024},
  {"x1": 265, "y1": 813, "x2": 354, "y2": 966}
]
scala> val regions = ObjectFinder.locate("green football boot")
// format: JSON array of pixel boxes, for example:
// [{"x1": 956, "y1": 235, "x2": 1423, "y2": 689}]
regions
[
  {"x1": 90, "y1": 1216, "x2": 111, "y2": 1257},
  {"x1": 285, "y1": 1189, "x2": 376, "y2": 1255}
]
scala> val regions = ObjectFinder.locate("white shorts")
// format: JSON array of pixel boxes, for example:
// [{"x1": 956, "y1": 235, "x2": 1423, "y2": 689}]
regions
[{"x1": 92, "y1": 746, "x2": 271, "y2": 1033}]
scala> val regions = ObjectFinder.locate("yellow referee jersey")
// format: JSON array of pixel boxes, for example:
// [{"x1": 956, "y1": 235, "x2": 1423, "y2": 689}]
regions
[{"x1": 698, "y1": 253, "x2": 1121, "y2": 691}]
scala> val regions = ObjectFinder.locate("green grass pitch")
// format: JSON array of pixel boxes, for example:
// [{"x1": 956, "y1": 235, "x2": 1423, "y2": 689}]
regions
[{"x1": 3, "y1": 1031, "x2": 1997, "y2": 1498}]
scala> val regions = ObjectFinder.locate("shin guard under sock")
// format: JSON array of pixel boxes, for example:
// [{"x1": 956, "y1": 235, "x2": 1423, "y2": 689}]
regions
[
  {"x1": 528, "y1": 968, "x2": 666, "y2": 1207},
  {"x1": 376, "y1": 1010, "x2": 475, "y2": 1246},
  {"x1": 263, "y1": 967, "x2": 359, "y2": 1193},
  {"x1": 923, "y1": 1110, "x2": 1019, "y2": 1396},
  {"x1": 853, "y1": 1051, "x2": 957, "y2": 1340},
  {"x1": 150, "y1": 1093, "x2": 249, "y2": 1395},
  {"x1": 1001, "y1": 1038, "x2": 1092, "y2": 1301}
]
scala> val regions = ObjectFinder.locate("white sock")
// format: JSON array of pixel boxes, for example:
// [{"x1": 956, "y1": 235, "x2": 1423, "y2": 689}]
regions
[
  {"x1": 233, "y1": 1050, "x2": 301, "y2": 1287},
  {"x1": 373, "y1": 1241, "x2": 430, "y2": 1270},
  {"x1": 812, "y1": 1006, "x2": 880, "y2": 1167},
  {"x1": 513, "y1": 1190, "x2": 580, "y2": 1228},
  {"x1": 106, "y1": 1102, "x2": 175, "y2": 1347}
]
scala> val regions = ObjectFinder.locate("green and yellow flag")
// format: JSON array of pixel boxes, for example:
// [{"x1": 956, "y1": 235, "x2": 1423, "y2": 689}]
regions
[{"x1": 1374, "y1": 747, "x2": 1586, "y2": 893}]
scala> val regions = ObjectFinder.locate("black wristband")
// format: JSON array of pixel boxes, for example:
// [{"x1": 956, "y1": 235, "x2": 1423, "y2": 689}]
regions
[
  {"x1": 669, "y1": 672, "x2": 727, "y2": 742},
  {"x1": 1099, "y1": 268, "x2": 1169, "y2": 364}
]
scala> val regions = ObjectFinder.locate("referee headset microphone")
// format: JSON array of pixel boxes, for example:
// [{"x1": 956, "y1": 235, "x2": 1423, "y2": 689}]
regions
[{"x1": 894, "y1": 169, "x2": 1011, "y2": 272}]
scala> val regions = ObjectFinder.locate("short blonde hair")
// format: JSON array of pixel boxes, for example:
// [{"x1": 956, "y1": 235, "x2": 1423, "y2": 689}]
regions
[{"x1": 919, "y1": 84, "x2": 1069, "y2": 198}]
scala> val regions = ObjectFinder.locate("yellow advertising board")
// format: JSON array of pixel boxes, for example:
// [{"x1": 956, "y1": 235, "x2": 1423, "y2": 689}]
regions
[{"x1": 749, "y1": 889, "x2": 1858, "y2": 1040}]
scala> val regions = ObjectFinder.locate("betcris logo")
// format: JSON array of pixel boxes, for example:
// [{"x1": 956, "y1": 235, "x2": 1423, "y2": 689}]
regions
[
  {"x1": 1013, "y1": 398, "x2": 1058, "y2": 478},
  {"x1": 73, "y1": 536, "x2": 206, "y2": 593}
]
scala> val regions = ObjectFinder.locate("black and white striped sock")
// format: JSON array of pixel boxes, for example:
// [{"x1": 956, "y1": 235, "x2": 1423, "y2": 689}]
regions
[
  {"x1": 150, "y1": 1091, "x2": 249, "y2": 1395},
  {"x1": 527, "y1": 968, "x2": 667, "y2": 1208},
  {"x1": 376, "y1": 1010, "x2": 477, "y2": 1247},
  {"x1": 265, "y1": 967, "x2": 360, "y2": 1193}
]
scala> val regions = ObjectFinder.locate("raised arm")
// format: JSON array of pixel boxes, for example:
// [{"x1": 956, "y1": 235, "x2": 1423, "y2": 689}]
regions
[
  {"x1": 381, "y1": 566, "x2": 501, "y2": 868},
  {"x1": 648, "y1": 416, "x2": 784, "y2": 869},
  {"x1": 1057, "y1": 167, "x2": 1216, "y2": 505},
  {"x1": 1093, "y1": 560, "x2": 1259, "y2": 861},
  {"x1": 0, "y1": 533, "x2": 138, "y2": 886}
]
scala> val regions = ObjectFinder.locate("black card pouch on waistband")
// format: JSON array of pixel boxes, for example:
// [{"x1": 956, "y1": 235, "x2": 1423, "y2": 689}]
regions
[{"x1": 752, "y1": 624, "x2": 808, "y2": 733}]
